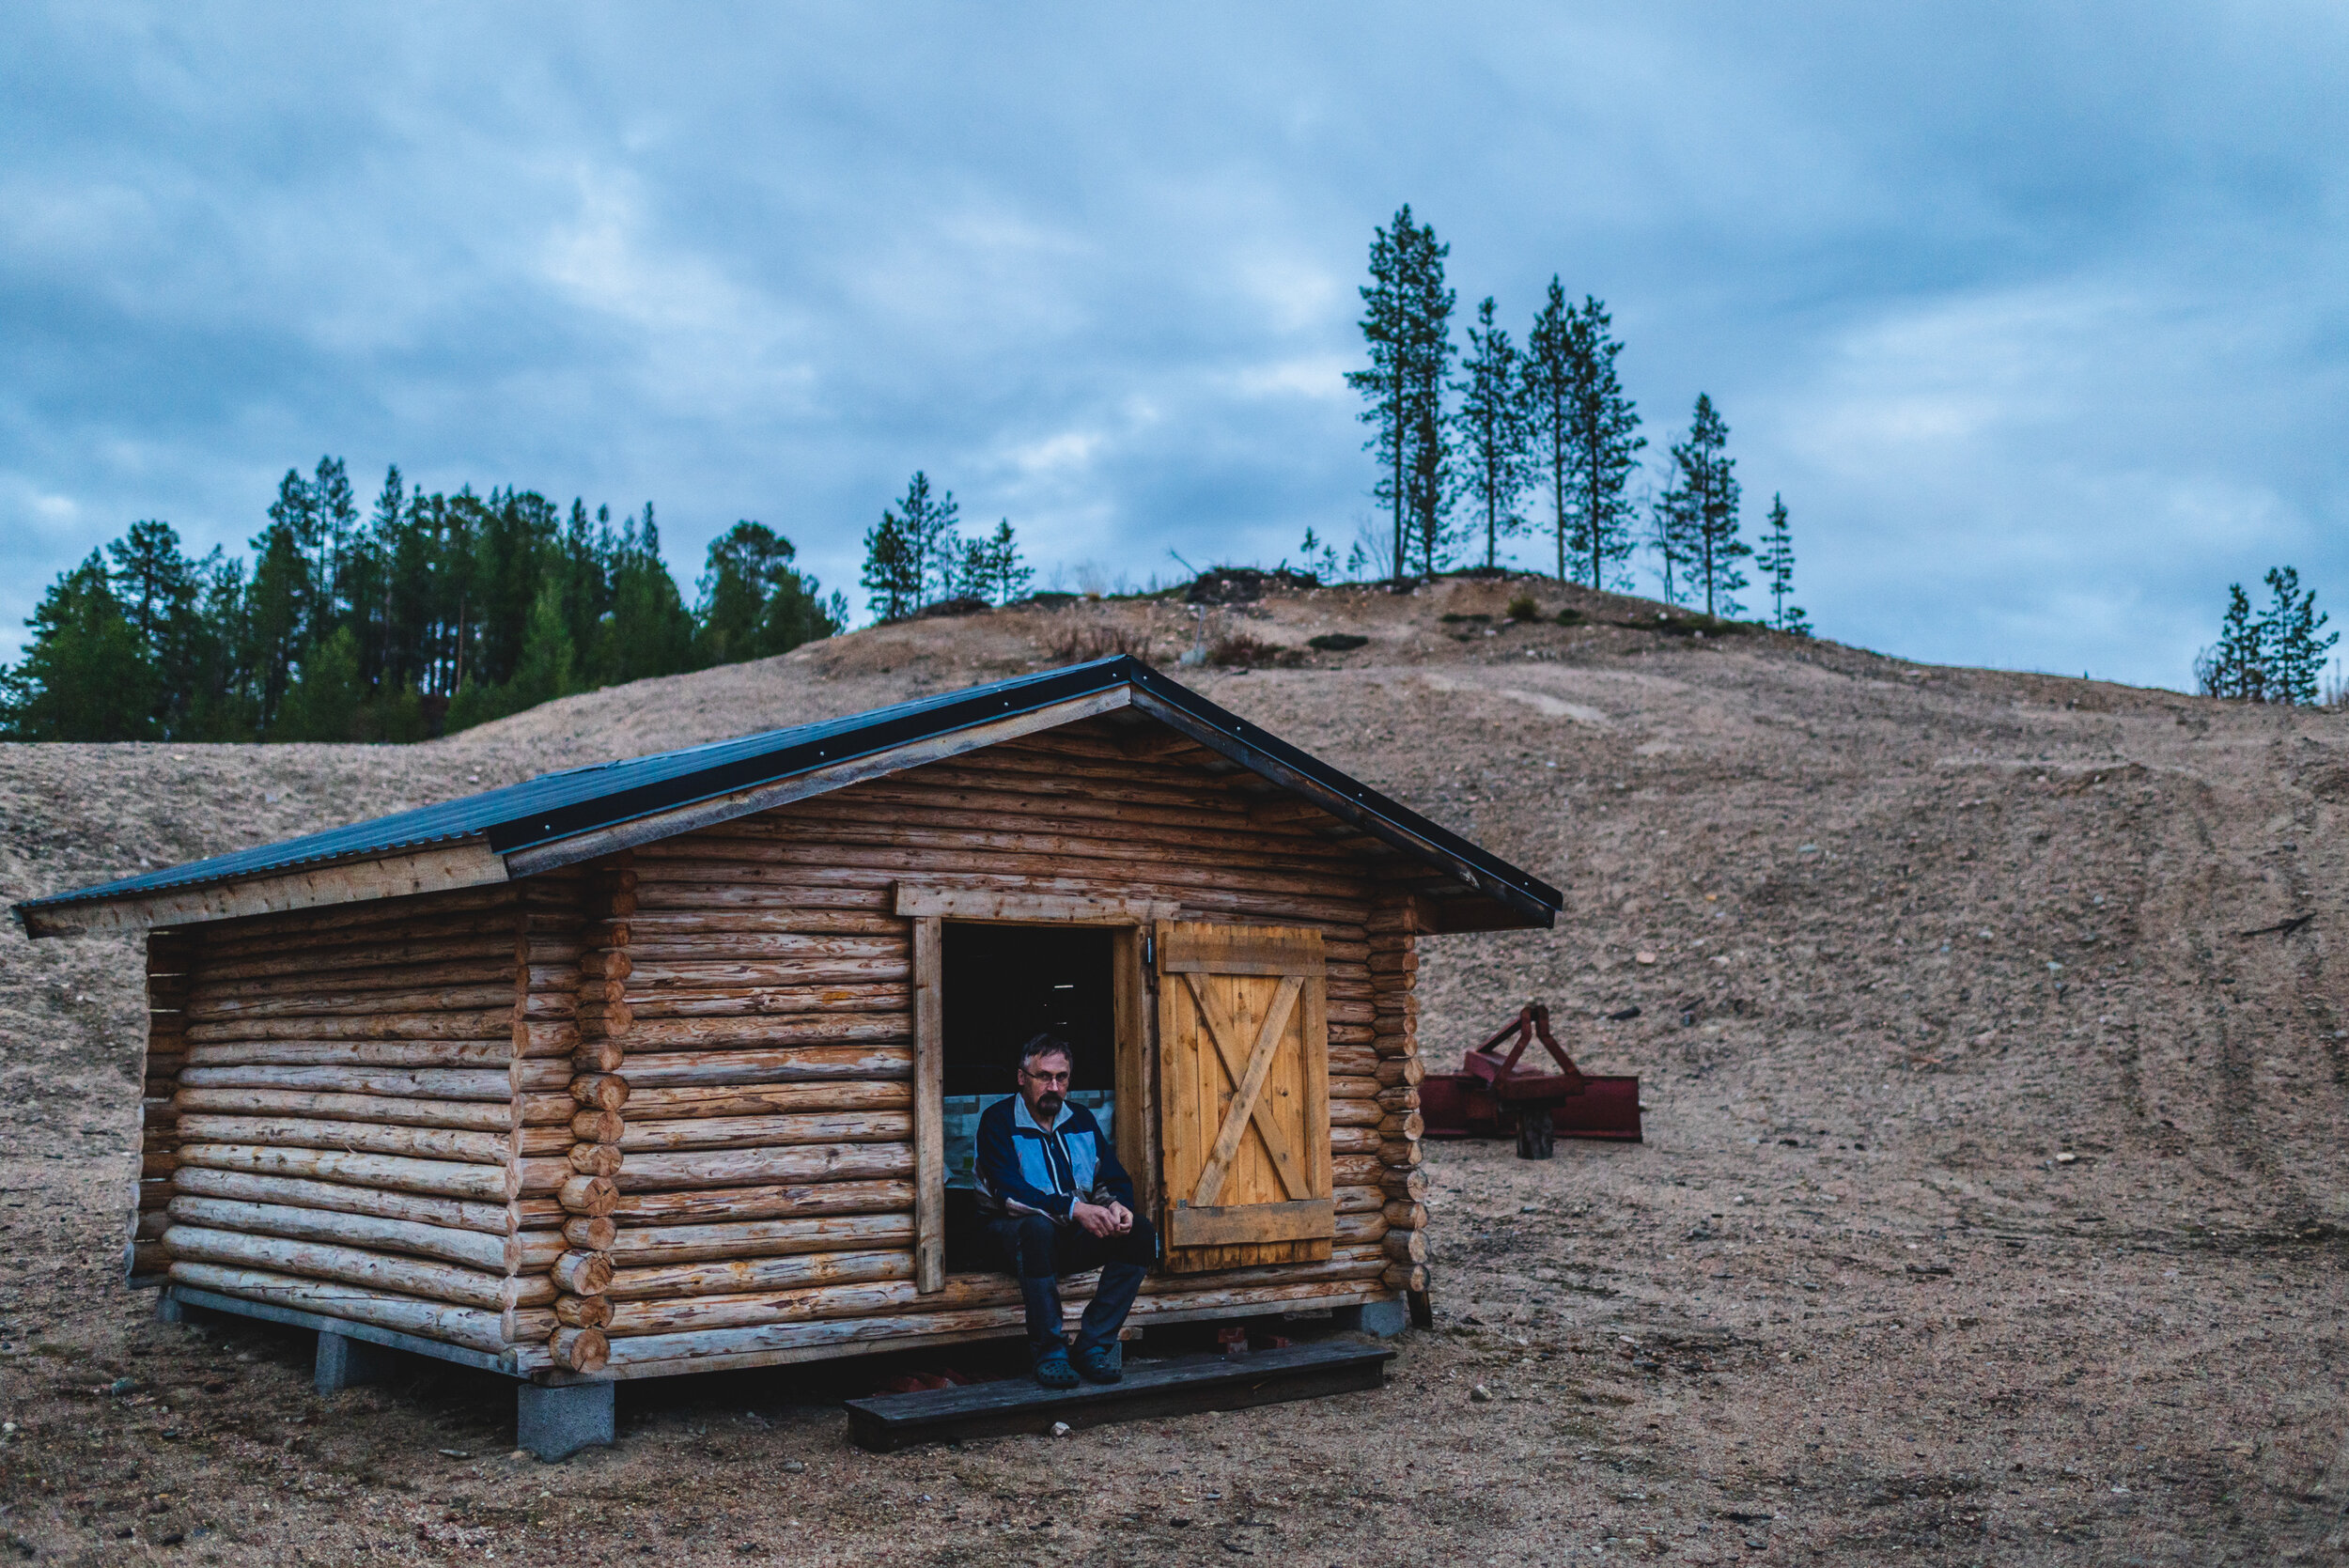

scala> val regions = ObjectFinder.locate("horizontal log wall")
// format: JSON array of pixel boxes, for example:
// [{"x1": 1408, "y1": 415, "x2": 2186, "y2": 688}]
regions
[
  {"x1": 154, "y1": 715, "x2": 1427, "y2": 1372},
  {"x1": 157, "y1": 876, "x2": 587, "y2": 1354},
  {"x1": 583, "y1": 716, "x2": 1403, "y2": 1360}
]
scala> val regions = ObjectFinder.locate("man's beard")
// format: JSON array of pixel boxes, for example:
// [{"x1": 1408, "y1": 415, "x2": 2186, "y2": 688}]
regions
[{"x1": 1034, "y1": 1091, "x2": 1065, "y2": 1118}]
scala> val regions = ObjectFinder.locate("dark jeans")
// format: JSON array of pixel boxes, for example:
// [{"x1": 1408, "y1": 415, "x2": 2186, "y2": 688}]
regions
[{"x1": 986, "y1": 1212, "x2": 1159, "y2": 1359}]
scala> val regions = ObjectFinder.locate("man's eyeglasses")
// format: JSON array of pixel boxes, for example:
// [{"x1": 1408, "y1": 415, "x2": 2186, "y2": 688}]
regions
[{"x1": 1019, "y1": 1067, "x2": 1071, "y2": 1086}]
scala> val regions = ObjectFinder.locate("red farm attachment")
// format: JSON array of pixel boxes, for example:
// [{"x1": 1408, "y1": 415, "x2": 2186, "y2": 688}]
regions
[{"x1": 1419, "y1": 1003, "x2": 1642, "y2": 1158}]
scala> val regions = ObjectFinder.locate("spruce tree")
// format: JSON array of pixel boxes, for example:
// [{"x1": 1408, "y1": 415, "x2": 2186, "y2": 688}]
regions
[
  {"x1": 1754, "y1": 494, "x2": 1809, "y2": 633},
  {"x1": 1454, "y1": 297, "x2": 1527, "y2": 570},
  {"x1": 1563, "y1": 297, "x2": 1642, "y2": 591},
  {"x1": 860, "y1": 508, "x2": 921, "y2": 623},
  {"x1": 2262, "y1": 567, "x2": 2336, "y2": 706},
  {"x1": 883, "y1": 473, "x2": 961, "y2": 605},
  {"x1": 1347, "y1": 207, "x2": 1453, "y2": 580},
  {"x1": 1663, "y1": 395, "x2": 1747, "y2": 617},
  {"x1": 1521, "y1": 279, "x2": 1575, "y2": 582},
  {"x1": 0, "y1": 552, "x2": 158, "y2": 740}
]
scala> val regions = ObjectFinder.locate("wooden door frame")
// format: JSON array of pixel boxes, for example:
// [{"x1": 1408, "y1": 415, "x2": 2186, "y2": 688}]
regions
[{"x1": 895, "y1": 886, "x2": 1177, "y2": 1294}]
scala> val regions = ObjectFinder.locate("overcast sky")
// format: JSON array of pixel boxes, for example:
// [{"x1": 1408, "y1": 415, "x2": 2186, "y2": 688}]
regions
[{"x1": 6, "y1": 4, "x2": 2344, "y2": 688}]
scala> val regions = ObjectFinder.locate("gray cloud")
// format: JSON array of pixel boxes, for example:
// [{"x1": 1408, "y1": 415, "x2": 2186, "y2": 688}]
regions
[{"x1": 4, "y1": 2, "x2": 2344, "y2": 686}]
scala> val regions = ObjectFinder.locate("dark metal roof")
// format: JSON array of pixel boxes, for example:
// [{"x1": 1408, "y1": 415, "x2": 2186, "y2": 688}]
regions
[{"x1": 16, "y1": 657, "x2": 1562, "y2": 925}]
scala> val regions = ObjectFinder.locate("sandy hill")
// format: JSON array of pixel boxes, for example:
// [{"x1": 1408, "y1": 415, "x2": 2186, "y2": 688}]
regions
[{"x1": 1, "y1": 574, "x2": 2342, "y2": 1561}]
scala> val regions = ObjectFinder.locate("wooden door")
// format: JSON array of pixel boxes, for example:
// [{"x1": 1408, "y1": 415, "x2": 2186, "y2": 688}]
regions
[{"x1": 1155, "y1": 921, "x2": 1332, "y2": 1273}]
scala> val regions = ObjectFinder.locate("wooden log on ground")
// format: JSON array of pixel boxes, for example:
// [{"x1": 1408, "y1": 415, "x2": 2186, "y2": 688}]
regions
[
  {"x1": 170, "y1": 1167, "x2": 513, "y2": 1235},
  {"x1": 609, "y1": 1178, "x2": 912, "y2": 1226},
  {"x1": 164, "y1": 1261, "x2": 508, "y2": 1355},
  {"x1": 174, "y1": 1114, "x2": 509, "y2": 1166},
  {"x1": 179, "y1": 1064, "x2": 512, "y2": 1100},
  {"x1": 615, "y1": 1110, "x2": 913, "y2": 1153},
  {"x1": 616, "y1": 1143, "x2": 913, "y2": 1191},
  {"x1": 171, "y1": 1088, "x2": 514, "y2": 1132},
  {"x1": 178, "y1": 1143, "x2": 514, "y2": 1203},
  {"x1": 622, "y1": 1081, "x2": 910, "y2": 1121},
  {"x1": 620, "y1": 1044, "x2": 912, "y2": 1088},
  {"x1": 162, "y1": 1225, "x2": 551, "y2": 1311}
]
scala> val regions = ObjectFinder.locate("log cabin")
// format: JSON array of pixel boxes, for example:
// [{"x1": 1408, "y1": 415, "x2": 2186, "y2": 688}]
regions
[{"x1": 14, "y1": 657, "x2": 1560, "y2": 1453}]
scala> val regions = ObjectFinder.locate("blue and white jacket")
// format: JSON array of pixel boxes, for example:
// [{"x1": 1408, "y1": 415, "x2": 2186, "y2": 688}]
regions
[{"x1": 973, "y1": 1094, "x2": 1135, "y2": 1225}]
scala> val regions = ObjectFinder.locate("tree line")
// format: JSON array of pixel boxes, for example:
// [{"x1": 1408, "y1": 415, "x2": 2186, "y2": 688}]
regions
[
  {"x1": 2196, "y1": 567, "x2": 2338, "y2": 705},
  {"x1": 1344, "y1": 205, "x2": 1810, "y2": 633},
  {"x1": 858, "y1": 472, "x2": 1035, "y2": 622},
  {"x1": 0, "y1": 458, "x2": 848, "y2": 742}
]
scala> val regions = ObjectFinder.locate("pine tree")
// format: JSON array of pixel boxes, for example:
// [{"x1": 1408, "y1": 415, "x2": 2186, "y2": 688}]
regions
[
  {"x1": 1563, "y1": 297, "x2": 1643, "y2": 591},
  {"x1": 0, "y1": 552, "x2": 158, "y2": 740},
  {"x1": 1522, "y1": 279, "x2": 1576, "y2": 582},
  {"x1": 2262, "y1": 567, "x2": 2336, "y2": 706},
  {"x1": 273, "y1": 626, "x2": 366, "y2": 742},
  {"x1": 969, "y1": 520, "x2": 1033, "y2": 605},
  {"x1": 1754, "y1": 494, "x2": 1810, "y2": 633},
  {"x1": 860, "y1": 507, "x2": 921, "y2": 623},
  {"x1": 2196, "y1": 582, "x2": 2266, "y2": 699},
  {"x1": 695, "y1": 521, "x2": 842, "y2": 660},
  {"x1": 312, "y1": 456, "x2": 357, "y2": 618},
  {"x1": 593, "y1": 505, "x2": 695, "y2": 686},
  {"x1": 881, "y1": 473, "x2": 961, "y2": 605},
  {"x1": 1454, "y1": 297, "x2": 1527, "y2": 570},
  {"x1": 1663, "y1": 395, "x2": 1747, "y2": 617},
  {"x1": 1347, "y1": 207, "x2": 1453, "y2": 580}
]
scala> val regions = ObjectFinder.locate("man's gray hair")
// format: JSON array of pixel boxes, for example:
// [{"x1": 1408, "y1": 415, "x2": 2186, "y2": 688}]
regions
[{"x1": 1019, "y1": 1033, "x2": 1074, "y2": 1072}]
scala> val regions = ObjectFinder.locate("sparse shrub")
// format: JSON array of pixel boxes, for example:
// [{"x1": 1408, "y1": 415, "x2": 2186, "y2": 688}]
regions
[
  {"x1": 1308, "y1": 632, "x2": 1369, "y2": 653},
  {"x1": 1555, "y1": 608, "x2": 1585, "y2": 626},
  {"x1": 1439, "y1": 612, "x2": 1491, "y2": 625},
  {"x1": 1042, "y1": 621, "x2": 1152, "y2": 663},
  {"x1": 1208, "y1": 631, "x2": 1301, "y2": 668},
  {"x1": 1506, "y1": 595, "x2": 1540, "y2": 622}
]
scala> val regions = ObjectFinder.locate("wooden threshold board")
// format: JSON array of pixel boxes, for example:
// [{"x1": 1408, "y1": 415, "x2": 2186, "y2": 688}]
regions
[{"x1": 844, "y1": 1340, "x2": 1394, "y2": 1452}]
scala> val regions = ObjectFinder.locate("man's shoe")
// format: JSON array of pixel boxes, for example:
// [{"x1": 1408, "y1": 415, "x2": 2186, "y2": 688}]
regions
[
  {"x1": 1033, "y1": 1348, "x2": 1079, "y2": 1389},
  {"x1": 1074, "y1": 1341, "x2": 1123, "y2": 1384}
]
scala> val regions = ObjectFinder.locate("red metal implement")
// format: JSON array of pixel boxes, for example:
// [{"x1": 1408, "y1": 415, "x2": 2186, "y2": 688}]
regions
[{"x1": 1420, "y1": 1003, "x2": 1642, "y2": 1156}]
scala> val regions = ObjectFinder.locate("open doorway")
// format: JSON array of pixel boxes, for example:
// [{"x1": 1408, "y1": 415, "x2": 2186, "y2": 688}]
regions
[{"x1": 940, "y1": 923, "x2": 1118, "y2": 1271}]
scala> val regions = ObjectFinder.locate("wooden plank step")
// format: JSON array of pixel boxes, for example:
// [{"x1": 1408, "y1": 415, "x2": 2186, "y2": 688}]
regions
[{"x1": 844, "y1": 1340, "x2": 1394, "y2": 1452}]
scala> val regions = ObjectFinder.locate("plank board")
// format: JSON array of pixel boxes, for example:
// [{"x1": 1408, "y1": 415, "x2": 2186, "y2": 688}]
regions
[{"x1": 843, "y1": 1341, "x2": 1392, "y2": 1451}]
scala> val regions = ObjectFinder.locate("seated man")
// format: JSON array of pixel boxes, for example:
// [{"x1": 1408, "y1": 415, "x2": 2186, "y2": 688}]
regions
[{"x1": 973, "y1": 1033, "x2": 1159, "y2": 1388}]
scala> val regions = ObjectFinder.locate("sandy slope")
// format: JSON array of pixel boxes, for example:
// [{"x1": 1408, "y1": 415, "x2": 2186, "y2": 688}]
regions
[{"x1": 1, "y1": 576, "x2": 2344, "y2": 1565}]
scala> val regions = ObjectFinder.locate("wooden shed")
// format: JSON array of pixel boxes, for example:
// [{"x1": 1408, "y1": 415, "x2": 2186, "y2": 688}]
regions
[{"x1": 16, "y1": 658, "x2": 1559, "y2": 1452}]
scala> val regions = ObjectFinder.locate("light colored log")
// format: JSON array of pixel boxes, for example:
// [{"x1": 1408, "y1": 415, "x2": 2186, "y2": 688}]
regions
[
  {"x1": 186, "y1": 1039, "x2": 511, "y2": 1069},
  {"x1": 552, "y1": 1250, "x2": 614, "y2": 1296},
  {"x1": 621, "y1": 910, "x2": 901, "y2": 936},
  {"x1": 1383, "y1": 1200, "x2": 1429, "y2": 1230},
  {"x1": 578, "y1": 950, "x2": 633, "y2": 980},
  {"x1": 571, "y1": 1109, "x2": 625, "y2": 1144},
  {"x1": 1330, "y1": 1154, "x2": 1383, "y2": 1188},
  {"x1": 609, "y1": 1178, "x2": 911, "y2": 1225},
  {"x1": 560, "y1": 1174, "x2": 618, "y2": 1216},
  {"x1": 1377, "y1": 1085, "x2": 1421, "y2": 1111},
  {"x1": 573, "y1": 1040, "x2": 625, "y2": 1075},
  {"x1": 194, "y1": 962, "x2": 512, "y2": 1001},
  {"x1": 625, "y1": 936, "x2": 905, "y2": 971},
  {"x1": 550, "y1": 1327, "x2": 609, "y2": 1374},
  {"x1": 166, "y1": 1196, "x2": 508, "y2": 1272},
  {"x1": 615, "y1": 1014, "x2": 910, "y2": 1050},
  {"x1": 620, "y1": 1044, "x2": 912, "y2": 1088},
  {"x1": 607, "y1": 1246, "x2": 912, "y2": 1303},
  {"x1": 187, "y1": 1011, "x2": 513, "y2": 1044},
  {"x1": 570, "y1": 1073, "x2": 630, "y2": 1111},
  {"x1": 175, "y1": 1114, "x2": 509, "y2": 1166},
  {"x1": 1333, "y1": 1184, "x2": 1384, "y2": 1215},
  {"x1": 163, "y1": 1262, "x2": 507, "y2": 1355},
  {"x1": 1328, "y1": 1076, "x2": 1380, "y2": 1101},
  {"x1": 604, "y1": 1212, "x2": 913, "y2": 1265},
  {"x1": 179, "y1": 1064, "x2": 511, "y2": 1101},
  {"x1": 1378, "y1": 1139, "x2": 1424, "y2": 1168},
  {"x1": 162, "y1": 1225, "x2": 550, "y2": 1311},
  {"x1": 503, "y1": 1304, "x2": 561, "y2": 1343},
  {"x1": 616, "y1": 1142, "x2": 913, "y2": 1191},
  {"x1": 567, "y1": 1144, "x2": 624, "y2": 1177},
  {"x1": 554, "y1": 1295, "x2": 613, "y2": 1329},
  {"x1": 628, "y1": 987, "x2": 911, "y2": 1021},
  {"x1": 183, "y1": 985, "x2": 513, "y2": 1023},
  {"x1": 202, "y1": 939, "x2": 521, "y2": 984},
  {"x1": 1330, "y1": 1126, "x2": 1381, "y2": 1155},
  {"x1": 1383, "y1": 1262, "x2": 1428, "y2": 1292},
  {"x1": 615, "y1": 1110, "x2": 913, "y2": 1153},
  {"x1": 623, "y1": 1080, "x2": 910, "y2": 1120},
  {"x1": 1333, "y1": 1211, "x2": 1392, "y2": 1245},
  {"x1": 178, "y1": 1143, "x2": 514, "y2": 1202},
  {"x1": 561, "y1": 1216, "x2": 618, "y2": 1250},
  {"x1": 1330, "y1": 1100, "x2": 1382, "y2": 1128},
  {"x1": 169, "y1": 1089, "x2": 515, "y2": 1133},
  {"x1": 639, "y1": 859, "x2": 1367, "y2": 928},
  {"x1": 630, "y1": 881, "x2": 890, "y2": 911},
  {"x1": 1377, "y1": 1110, "x2": 1426, "y2": 1140},
  {"x1": 170, "y1": 1166, "x2": 513, "y2": 1235},
  {"x1": 510, "y1": 1059, "x2": 574, "y2": 1093},
  {"x1": 632, "y1": 835, "x2": 1368, "y2": 904}
]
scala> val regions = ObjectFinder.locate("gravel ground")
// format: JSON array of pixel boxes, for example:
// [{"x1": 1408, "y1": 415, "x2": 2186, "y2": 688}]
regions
[{"x1": 1, "y1": 577, "x2": 2343, "y2": 1564}]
